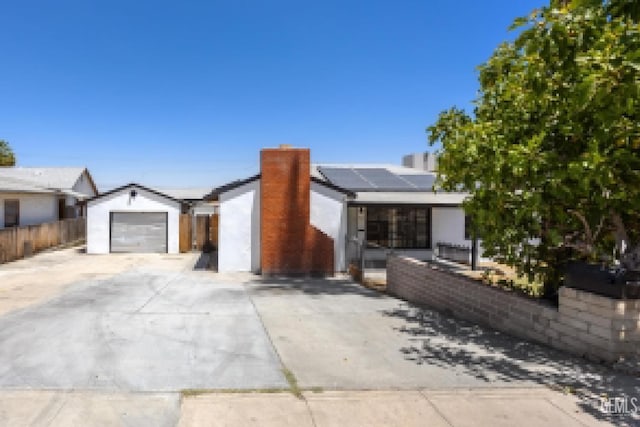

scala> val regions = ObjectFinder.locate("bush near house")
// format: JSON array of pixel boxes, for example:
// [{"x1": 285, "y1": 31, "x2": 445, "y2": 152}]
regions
[{"x1": 427, "y1": 0, "x2": 640, "y2": 298}]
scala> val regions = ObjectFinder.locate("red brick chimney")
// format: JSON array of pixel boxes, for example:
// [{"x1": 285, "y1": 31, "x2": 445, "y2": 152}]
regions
[{"x1": 260, "y1": 145, "x2": 334, "y2": 275}]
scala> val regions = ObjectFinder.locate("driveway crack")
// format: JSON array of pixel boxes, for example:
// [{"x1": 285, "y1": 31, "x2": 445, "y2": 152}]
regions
[
  {"x1": 134, "y1": 273, "x2": 181, "y2": 313},
  {"x1": 243, "y1": 283, "x2": 295, "y2": 390}
]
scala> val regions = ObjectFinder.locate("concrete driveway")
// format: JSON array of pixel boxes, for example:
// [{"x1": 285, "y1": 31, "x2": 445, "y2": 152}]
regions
[
  {"x1": 0, "y1": 248, "x2": 638, "y2": 426},
  {"x1": 247, "y1": 277, "x2": 640, "y2": 392},
  {"x1": 0, "y1": 252, "x2": 284, "y2": 392}
]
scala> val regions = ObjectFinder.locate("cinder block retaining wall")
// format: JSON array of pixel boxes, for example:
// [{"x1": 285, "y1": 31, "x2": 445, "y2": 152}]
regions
[{"x1": 387, "y1": 255, "x2": 640, "y2": 363}]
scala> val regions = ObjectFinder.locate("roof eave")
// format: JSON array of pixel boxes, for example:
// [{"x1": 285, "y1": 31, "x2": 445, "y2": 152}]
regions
[
  {"x1": 310, "y1": 177, "x2": 356, "y2": 198},
  {"x1": 204, "y1": 174, "x2": 261, "y2": 201},
  {"x1": 86, "y1": 183, "x2": 185, "y2": 204}
]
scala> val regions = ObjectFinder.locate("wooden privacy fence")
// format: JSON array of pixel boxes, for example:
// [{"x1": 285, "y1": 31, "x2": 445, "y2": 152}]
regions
[
  {"x1": 195, "y1": 215, "x2": 208, "y2": 250},
  {"x1": 0, "y1": 218, "x2": 86, "y2": 264},
  {"x1": 179, "y1": 214, "x2": 192, "y2": 253},
  {"x1": 210, "y1": 213, "x2": 218, "y2": 248},
  {"x1": 179, "y1": 213, "x2": 218, "y2": 253}
]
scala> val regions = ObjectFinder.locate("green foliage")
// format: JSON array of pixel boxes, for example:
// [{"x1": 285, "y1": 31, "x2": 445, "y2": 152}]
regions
[
  {"x1": 427, "y1": 0, "x2": 640, "y2": 295},
  {"x1": 0, "y1": 140, "x2": 15, "y2": 166}
]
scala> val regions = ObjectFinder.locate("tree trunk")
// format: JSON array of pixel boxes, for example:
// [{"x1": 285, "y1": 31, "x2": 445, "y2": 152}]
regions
[
  {"x1": 612, "y1": 211, "x2": 640, "y2": 271},
  {"x1": 611, "y1": 211, "x2": 629, "y2": 254}
]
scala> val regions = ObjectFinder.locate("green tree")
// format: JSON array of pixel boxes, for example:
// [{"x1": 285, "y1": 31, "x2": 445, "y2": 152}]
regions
[
  {"x1": 0, "y1": 140, "x2": 15, "y2": 166},
  {"x1": 427, "y1": 0, "x2": 640, "y2": 295}
]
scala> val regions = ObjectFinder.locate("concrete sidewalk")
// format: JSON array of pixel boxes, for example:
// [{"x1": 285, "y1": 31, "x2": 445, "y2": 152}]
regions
[
  {"x1": 179, "y1": 388, "x2": 635, "y2": 427},
  {"x1": 2, "y1": 388, "x2": 633, "y2": 426}
]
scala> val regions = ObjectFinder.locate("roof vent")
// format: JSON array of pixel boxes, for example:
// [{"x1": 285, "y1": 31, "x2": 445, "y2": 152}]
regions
[{"x1": 279, "y1": 144, "x2": 293, "y2": 149}]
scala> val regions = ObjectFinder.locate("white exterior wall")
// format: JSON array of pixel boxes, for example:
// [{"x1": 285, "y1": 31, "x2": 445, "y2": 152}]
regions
[
  {"x1": 72, "y1": 172, "x2": 97, "y2": 197},
  {"x1": 218, "y1": 180, "x2": 260, "y2": 272},
  {"x1": 310, "y1": 182, "x2": 348, "y2": 272},
  {"x1": 0, "y1": 193, "x2": 58, "y2": 228},
  {"x1": 72, "y1": 171, "x2": 97, "y2": 216},
  {"x1": 431, "y1": 207, "x2": 486, "y2": 260},
  {"x1": 87, "y1": 187, "x2": 180, "y2": 254}
]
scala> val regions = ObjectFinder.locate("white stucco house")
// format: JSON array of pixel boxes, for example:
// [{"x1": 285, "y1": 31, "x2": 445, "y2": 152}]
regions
[
  {"x1": 208, "y1": 173, "x2": 350, "y2": 273},
  {"x1": 312, "y1": 162, "x2": 483, "y2": 267},
  {"x1": 86, "y1": 183, "x2": 189, "y2": 254},
  {"x1": 318, "y1": 153, "x2": 487, "y2": 267},
  {"x1": 206, "y1": 147, "x2": 483, "y2": 274},
  {"x1": 0, "y1": 167, "x2": 98, "y2": 229}
]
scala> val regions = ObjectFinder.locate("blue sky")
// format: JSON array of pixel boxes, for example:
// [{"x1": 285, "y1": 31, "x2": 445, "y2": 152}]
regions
[{"x1": 1, "y1": 0, "x2": 541, "y2": 190}]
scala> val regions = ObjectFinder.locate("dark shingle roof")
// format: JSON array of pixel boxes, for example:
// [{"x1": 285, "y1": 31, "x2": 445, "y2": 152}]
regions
[{"x1": 204, "y1": 174, "x2": 354, "y2": 201}]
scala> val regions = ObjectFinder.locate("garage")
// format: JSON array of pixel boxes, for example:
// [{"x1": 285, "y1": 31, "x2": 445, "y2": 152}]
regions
[
  {"x1": 87, "y1": 184, "x2": 184, "y2": 254},
  {"x1": 110, "y1": 212, "x2": 168, "y2": 253}
]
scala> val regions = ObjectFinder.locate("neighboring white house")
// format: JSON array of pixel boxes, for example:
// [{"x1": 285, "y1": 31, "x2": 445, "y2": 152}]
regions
[
  {"x1": 0, "y1": 167, "x2": 98, "y2": 229},
  {"x1": 86, "y1": 183, "x2": 186, "y2": 254}
]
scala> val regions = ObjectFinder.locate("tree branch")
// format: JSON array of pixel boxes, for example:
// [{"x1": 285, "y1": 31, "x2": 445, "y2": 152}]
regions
[
  {"x1": 568, "y1": 209, "x2": 593, "y2": 245},
  {"x1": 592, "y1": 215, "x2": 606, "y2": 243}
]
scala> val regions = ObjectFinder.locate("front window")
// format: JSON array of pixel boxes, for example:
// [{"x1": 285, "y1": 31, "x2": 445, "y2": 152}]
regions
[
  {"x1": 4, "y1": 200, "x2": 19, "y2": 227},
  {"x1": 366, "y1": 206, "x2": 430, "y2": 249}
]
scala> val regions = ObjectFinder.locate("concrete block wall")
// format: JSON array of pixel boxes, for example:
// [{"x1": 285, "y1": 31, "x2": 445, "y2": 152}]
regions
[
  {"x1": 260, "y1": 147, "x2": 334, "y2": 275},
  {"x1": 387, "y1": 255, "x2": 640, "y2": 363},
  {"x1": 558, "y1": 287, "x2": 640, "y2": 361}
]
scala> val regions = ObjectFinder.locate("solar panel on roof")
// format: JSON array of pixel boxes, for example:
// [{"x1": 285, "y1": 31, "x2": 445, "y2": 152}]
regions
[
  {"x1": 318, "y1": 167, "x2": 375, "y2": 190},
  {"x1": 398, "y1": 174, "x2": 435, "y2": 191},
  {"x1": 318, "y1": 166, "x2": 437, "y2": 192},
  {"x1": 354, "y1": 168, "x2": 414, "y2": 190}
]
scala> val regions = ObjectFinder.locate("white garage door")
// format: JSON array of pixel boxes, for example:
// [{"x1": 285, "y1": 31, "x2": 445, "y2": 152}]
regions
[{"x1": 110, "y1": 212, "x2": 168, "y2": 253}]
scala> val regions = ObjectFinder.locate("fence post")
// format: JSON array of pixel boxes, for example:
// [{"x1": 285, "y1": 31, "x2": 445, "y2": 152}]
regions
[
  {"x1": 471, "y1": 234, "x2": 478, "y2": 271},
  {"x1": 359, "y1": 240, "x2": 365, "y2": 275}
]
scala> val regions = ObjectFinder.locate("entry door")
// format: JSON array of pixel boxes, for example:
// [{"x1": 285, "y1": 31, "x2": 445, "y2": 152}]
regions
[{"x1": 110, "y1": 212, "x2": 168, "y2": 253}]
